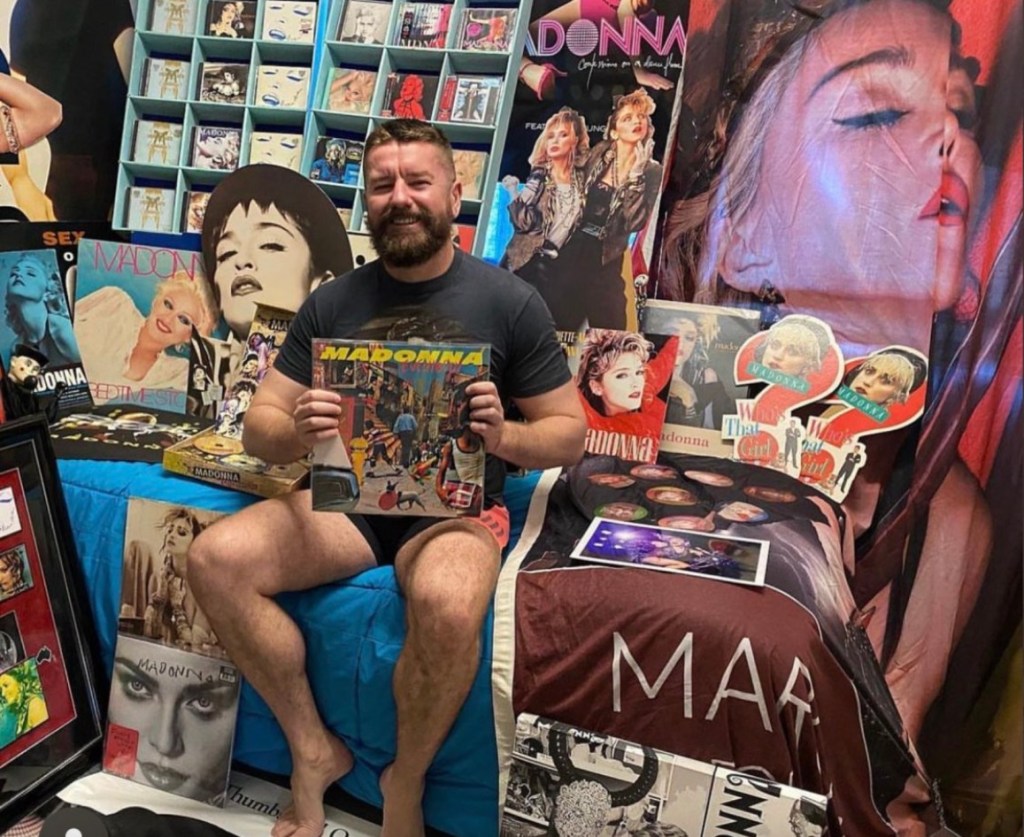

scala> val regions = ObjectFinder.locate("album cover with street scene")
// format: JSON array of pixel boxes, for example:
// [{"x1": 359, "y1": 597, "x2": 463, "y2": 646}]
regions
[
  {"x1": 570, "y1": 518, "x2": 768, "y2": 586},
  {"x1": 502, "y1": 713, "x2": 829, "y2": 836},
  {"x1": 103, "y1": 634, "x2": 240, "y2": 806},
  {"x1": 310, "y1": 339, "x2": 490, "y2": 518}
]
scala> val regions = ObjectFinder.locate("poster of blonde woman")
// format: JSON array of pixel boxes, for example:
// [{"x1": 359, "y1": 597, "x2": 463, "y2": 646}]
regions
[
  {"x1": 487, "y1": 0, "x2": 687, "y2": 336},
  {"x1": 73, "y1": 240, "x2": 219, "y2": 413}
]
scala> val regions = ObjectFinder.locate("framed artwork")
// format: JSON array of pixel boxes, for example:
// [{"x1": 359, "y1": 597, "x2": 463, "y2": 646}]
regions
[{"x1": 0, "y1": 416, "x2": 105, "y2": 830}]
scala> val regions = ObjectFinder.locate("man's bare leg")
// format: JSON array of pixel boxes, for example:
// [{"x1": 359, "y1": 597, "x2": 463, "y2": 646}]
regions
[
  {"x1": 188, "y1": 491, "x2": 378, "y2": 837},
  {"x1": 379, "y1": 521, "x2": 500, "y2": 837}
]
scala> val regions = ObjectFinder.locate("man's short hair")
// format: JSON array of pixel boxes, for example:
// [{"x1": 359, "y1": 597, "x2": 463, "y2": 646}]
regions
[{"x1": 363, "y1": 119, "x2": 455, "y2": 180}]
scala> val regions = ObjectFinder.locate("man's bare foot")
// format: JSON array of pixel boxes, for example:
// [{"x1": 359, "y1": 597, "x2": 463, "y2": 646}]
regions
[
  {"x1": 379, "y1": 765, "x2": 425, "y2": 837},
  {"x1": 272, "y1": 735, "x2": 354, "y2": 837}
]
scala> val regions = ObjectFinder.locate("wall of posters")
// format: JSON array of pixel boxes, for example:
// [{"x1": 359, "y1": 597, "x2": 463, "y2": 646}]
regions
[{"x1": 653, "y1": 1, "x2": 1022, "y2": 832}]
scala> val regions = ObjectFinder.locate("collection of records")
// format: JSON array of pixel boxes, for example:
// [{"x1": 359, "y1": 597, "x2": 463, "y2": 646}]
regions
[
  {"x1": 339, "y1": 1, "x2": 517, "y2": 51},
  {"x1": 102, "y1": 498, "x2": 241, "y2": 806},
  {"x1": 501, "y1": 714, "x2": 828, "y2": 836},
  {"x1": 146, "y1": 0, "x2": 317, "y2": 42}
]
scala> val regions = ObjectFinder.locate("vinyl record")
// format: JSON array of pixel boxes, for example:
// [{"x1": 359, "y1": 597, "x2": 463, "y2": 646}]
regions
[
  {"x1": 42, "y1": 805, "x2": 110, "y2": 837},
  {"x1": 193, "y1": 434, "x2": 244, "y2": 456}
]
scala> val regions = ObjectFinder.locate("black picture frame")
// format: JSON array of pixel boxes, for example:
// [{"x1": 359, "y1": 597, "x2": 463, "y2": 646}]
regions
[{"x1": 0, "y1": 415, "x2": 105, "y2": 830}]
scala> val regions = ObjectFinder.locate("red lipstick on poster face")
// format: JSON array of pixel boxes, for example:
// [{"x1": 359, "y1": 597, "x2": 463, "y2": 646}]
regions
[{"x1": 919, "y1": 171, "x2": 970, "y2": 227}]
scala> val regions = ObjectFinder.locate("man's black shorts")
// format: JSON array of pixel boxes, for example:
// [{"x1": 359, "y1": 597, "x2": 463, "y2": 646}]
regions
[
  {"x1": 348, "y1": 503, "x2": 511, "y2": 565},
  {"x1": 349, "y1": 514, "x2": 441, "y2": 566}
]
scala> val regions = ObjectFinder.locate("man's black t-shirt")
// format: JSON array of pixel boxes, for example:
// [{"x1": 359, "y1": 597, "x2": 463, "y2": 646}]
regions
[{"x1": 276, "y1": 249, "x2": 571, "y2": 500}]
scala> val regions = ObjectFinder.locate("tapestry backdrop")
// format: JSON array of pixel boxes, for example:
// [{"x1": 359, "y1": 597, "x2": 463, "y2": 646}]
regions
[{"x1": 654, "y1": 1, "x2": 1022, "y2": 833}]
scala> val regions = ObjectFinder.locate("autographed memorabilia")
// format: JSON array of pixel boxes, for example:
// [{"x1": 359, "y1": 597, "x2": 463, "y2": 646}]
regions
[{"x1": 0, "y1": 417, "x2": 105, "y2": 831}]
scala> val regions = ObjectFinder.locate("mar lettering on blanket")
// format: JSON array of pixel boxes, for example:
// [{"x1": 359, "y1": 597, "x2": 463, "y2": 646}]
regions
[{"x1": 612, "y1": 631, "x2": 819, "y2": 749}]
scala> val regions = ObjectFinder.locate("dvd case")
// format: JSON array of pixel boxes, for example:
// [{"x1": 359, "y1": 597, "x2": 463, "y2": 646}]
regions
[
  {"x1": 338, "y1": 0, "x2": 391, "y2": 43},
  {"x1": 205, "y1": 0, "x2": 257, "y2": 38},
  {"x1": 452, "y1": 149, "x2": 488, "y2": 201},
  {"x1": 142, "y1": 58, "x2": 190, "y2": 100},
  {"x1": 308, "y1": 137, "x2": 362, "y2": 185},
  {"x1": 184, "y1": 191, "x2": 211, "y2": 234},
  {"x1": 323, "y1": 68, "x2": 376, "y2": 114},
  {"x1": 248, "y1": 131, "x2": 303, "y2": 171},
  {"x1": 125, "y1": 187, "x2": 175, "y2": 232},
  {"x1": 380, "y1": 72, "x2": 439, "y2": 120},
  {"x1": 310, "y1": 339, "x2": 491, "y2": 517},
  {"x1": 393, "y1": 2, "x2": 453, "y2": 48},
  {"x1": 130, "y1": 120, "x2": 183, "y2": 166},
  {"x1": 458, "y1": 7, "x2": 517, "y2": 52},
  {"x1": 260, "y1": 0, "x2": 317, "y2": 43},
  {"x1": 642, "y1": 301, "x2": 761, "y2": 459},
  {"x1": 198, "y1": 62, "x2": 249, "y2": 105},
  {"x1": 254, "y1": 65, "x2": 310, "y2": 108},
  {"x1": 148, "y1": 0, "x2": 199, "y2": 35},
  {"x1": 191, "y1": 126, "x2": 241, "y2": 171},
  {"x1": 438, "y1": 75, "x2": 502, "y2": 124}
]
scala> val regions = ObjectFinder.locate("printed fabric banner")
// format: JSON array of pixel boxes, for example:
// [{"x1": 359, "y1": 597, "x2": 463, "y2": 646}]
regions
[
  {"x1": 487, "y1": 0, "x2": 688, "y2": 341},
  {"x1": 653, "y1": 1, "x2": 1023, "y2": 833}
]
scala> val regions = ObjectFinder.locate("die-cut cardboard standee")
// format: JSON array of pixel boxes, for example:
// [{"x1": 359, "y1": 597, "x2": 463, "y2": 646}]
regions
[
  {"x1": 722, "y1": 315, "x2": 843, "y2": 479},
  {"x1": 800, "y1": 346, "x2": 928, "y2": 501}
]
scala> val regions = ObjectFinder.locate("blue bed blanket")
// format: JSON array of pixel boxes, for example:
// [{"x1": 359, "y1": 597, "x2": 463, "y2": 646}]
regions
[{"x1": 60, "y1": 458, "x2": 538, "y2": 837}]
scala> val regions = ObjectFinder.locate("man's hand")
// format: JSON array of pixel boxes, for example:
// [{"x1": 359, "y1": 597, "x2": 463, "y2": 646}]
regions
[
  {"x1": 466, "y1": 381, "x2": 505, "y2": 455},
  {"x1": 292, "y1": 389, "x2": 343, "y2": 451}
]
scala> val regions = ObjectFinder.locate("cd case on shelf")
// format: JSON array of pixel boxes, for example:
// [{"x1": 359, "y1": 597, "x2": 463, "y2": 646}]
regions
[{"x1": 130, "y1": 120, "x2": 183, "y2": 166}]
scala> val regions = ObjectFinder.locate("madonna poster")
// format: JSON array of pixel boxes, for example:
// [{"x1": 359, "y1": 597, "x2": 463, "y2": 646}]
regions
[
  {"x1": 654, "y1": 1, "x2": 1023, "y2": 832},
  {"x1": 487, "y1": 0, "x2": 688, "y2": 339}
]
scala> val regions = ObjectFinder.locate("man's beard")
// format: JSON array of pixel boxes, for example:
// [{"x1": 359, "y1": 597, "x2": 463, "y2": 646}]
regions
[{"x1": 367, "y1": 207, "x2": 451, "y2": 268}]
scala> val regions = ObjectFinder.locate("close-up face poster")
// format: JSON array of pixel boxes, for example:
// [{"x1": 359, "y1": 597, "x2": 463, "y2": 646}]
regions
[{"x1": 653, "y1": 1, "x2": 1022, "y2": 832}]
